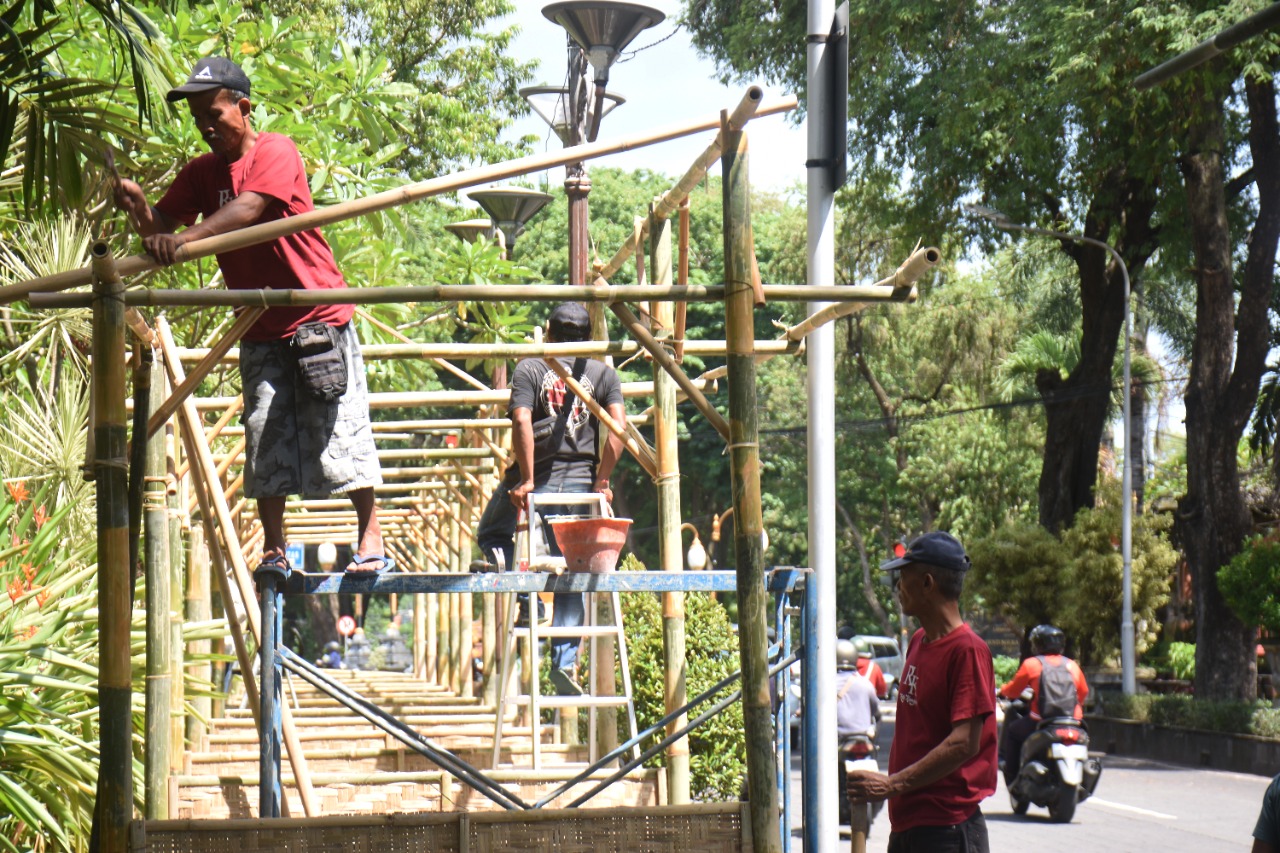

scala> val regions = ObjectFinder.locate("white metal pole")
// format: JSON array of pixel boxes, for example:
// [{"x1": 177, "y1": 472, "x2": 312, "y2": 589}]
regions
[{"x1": 806, "y1": 0, "x2": 838, "y2": 850}]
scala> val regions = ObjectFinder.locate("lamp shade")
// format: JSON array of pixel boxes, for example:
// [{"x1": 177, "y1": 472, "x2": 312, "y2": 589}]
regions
[
  {"x1": 467, "y1": 185, "x2": 554, "y2": 249},
  {"x1": 520, "y1": 85, "x2": 626, "y2": 145},
  {"x1": 444, "y1": 218, "x2": 495, "y2": 244},
  {"x1": 542, "y1": 2, "x2": 665, "y2": 77}
]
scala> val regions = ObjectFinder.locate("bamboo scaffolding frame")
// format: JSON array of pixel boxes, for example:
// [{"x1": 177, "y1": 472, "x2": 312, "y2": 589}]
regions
[
  {"x1": 6, "y1": 90, "x2": 792, "y2": 303},
  {"x1": 156, "y1": 318, "x2": 318, "y2": 817},
  {"x1": 541, "y1": 357, "x2": 658, "y2": 479},
  {"x1": 174, "y1": 398, "x2": 243, "y2": 481},
  {"x1": 610, "y1": 302, "x2": 731, "y2": 441}
]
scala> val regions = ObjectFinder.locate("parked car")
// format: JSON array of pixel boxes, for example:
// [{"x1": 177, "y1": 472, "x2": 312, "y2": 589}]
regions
[{"x1": 853, "y1": 635, "x2": 905, "y2": 698}]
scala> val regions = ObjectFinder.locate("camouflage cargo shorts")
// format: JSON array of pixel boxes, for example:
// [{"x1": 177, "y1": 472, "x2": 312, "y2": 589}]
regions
[{"x1": 239, "y1": 322, "x2": 382, "y2": 499}]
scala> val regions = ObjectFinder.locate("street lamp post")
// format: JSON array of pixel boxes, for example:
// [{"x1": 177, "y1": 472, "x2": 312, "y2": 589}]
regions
[
  {"x1": 965, "y1": 205, "x2": 1135, "y2": 696},
  {"x1": 680, "y1": 523, "x2": 708, "y2": 571},
  {"x1": 537, "y1": 2, "x2": 663, "y2": 285}
]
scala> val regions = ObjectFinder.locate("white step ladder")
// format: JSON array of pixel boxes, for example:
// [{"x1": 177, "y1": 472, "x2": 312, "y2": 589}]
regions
[{"x1": 491, "y1": 492, "x2": 639, "y2": 770}]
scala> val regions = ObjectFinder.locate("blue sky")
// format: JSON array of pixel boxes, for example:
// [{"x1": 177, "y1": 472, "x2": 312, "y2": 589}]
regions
[{"x1": 490, "y1": 2, "x2": 807, "y2": 192}]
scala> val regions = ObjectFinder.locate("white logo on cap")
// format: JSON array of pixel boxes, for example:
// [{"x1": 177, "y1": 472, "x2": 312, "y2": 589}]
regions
[{"x1": 194, "y1": 66, "x2": 214, "y2": 80}]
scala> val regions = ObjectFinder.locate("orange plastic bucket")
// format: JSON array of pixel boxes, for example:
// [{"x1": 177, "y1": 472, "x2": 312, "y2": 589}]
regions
[{"x1": 548, "y1": 516, "x2": 633, "y2": 573}]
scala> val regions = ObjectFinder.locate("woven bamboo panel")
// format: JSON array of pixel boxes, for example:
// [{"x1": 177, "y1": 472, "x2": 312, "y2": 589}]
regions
[
  {"x1": 131, "y1": 814, "x2": 461, "y2": 853},
  {"x1": 465, "y1": 804, "x2": 745, "y2": 853}
]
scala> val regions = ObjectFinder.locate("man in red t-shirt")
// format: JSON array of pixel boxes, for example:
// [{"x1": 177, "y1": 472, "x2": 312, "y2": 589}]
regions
[
  {"x1": 847, "y1": 532, "x2": 997, "y2": 853},
  {"x1": 114, "y1": 57, "x2": 387, "y2": 577}
]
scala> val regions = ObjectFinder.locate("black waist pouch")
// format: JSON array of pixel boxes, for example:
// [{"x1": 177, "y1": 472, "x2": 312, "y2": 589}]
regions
[{"x1": 291, "y1": 322, "x2": 348, "y2": 402}]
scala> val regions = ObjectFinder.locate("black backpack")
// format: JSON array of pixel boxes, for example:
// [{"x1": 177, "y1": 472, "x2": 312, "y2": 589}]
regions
[{"x1": 1036, "y1": 656, "x2": 1079, "y2": 719}]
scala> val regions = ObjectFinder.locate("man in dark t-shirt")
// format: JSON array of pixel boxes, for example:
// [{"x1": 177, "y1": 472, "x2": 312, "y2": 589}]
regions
[
  {"x1": 475, "y1": 302, "x2": 626, "y2": 693},
  {"x1": 847, "y1": 532, "x2": 998, "y2": 853}
]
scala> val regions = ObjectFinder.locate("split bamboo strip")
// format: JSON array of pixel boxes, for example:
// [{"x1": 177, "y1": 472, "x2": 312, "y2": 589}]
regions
[
  {"x1": 89, "y1": 242, "x2": 132, "y2": 853},
  {"x1": 541, "y1": 357, "x2": 659, "y2": 478},
  {"x1": 675, "y1": 199, "x2": 691, "y2": 362},
  {"x1": 355, "y1": 307, "x2": 489, "y2": 392},
  {"x1": 156, "y1": 318, "x2": 318, "y2": 817},
  {"x1": 184, "y1": 525, "x2": 212, "y2": 749},
  {"x1": 782, "y1": 246, "x2": 938, "y2": 342},
  {"x1": 147, "y1": 308, "x2": 265, "y2": 438},
  {"x1": 610, "y1": 302, "x2": 731, "y2": 441},
  {"x1": 174, "y1": 397, "x2": 243, "y2": 481},
  {"x1": 722, "y1": 128, "x2": 780, "y2": 853},
  {"x1": 31, "y1": 282, "x2": 908, "y2": 309},
  {"x1": 6, "y1": 89, "x2": 792, "y2": 301}
]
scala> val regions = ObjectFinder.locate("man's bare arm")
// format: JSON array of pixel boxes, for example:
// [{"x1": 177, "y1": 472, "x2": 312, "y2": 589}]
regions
[
  {"x1": 508, "y1": 407, "x2": 535, "y2": 510},
  {"x1": 848, "y1": 715, "x2": 987, "y2": 802},
  {"x1": 141, "y1": 191, "x2": 270, "y2": 266},
  {"x1": 593, "y1": 401, "x2": 626, "y2": 500}
]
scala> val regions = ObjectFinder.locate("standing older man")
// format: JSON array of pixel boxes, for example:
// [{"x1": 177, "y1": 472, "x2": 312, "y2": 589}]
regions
[
  {"x1": 114, "y1": 57, "x2": 387, "y2": 576},
  {"x1": 847, "y1": 531, "x2": 998, "y2": 853}
]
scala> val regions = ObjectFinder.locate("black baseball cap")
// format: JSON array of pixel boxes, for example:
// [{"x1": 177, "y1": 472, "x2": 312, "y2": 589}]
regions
[
  {"x1": 880, "y1": 531, "x2": 971, "y2": 573},
  {"x1": 167, "y1": 57, "x2": 251, "y2": 103},
  {"x1": 548, "y1": 302, "x2": 591, "y2": 341}
]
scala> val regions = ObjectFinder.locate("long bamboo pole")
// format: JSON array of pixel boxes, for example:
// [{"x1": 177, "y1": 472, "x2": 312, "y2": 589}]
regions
[
  {"x1": 610, "y1": 303, "x2": 732, "y2": 441},
  {"x1": 88, "y1": 242, "x2": 132, "y2": 853},
  {"x1": 143, "y1": 355, "x2": 172, "y2": 819},
  {"x1": 185, "y1": 525, "x2": 212, "y2": 750},
  {"x1": 723, "y1": 129, "x2": 780, "y2": 853},
  {"x1": 540, "y1": 357, "x2": 659, "y2": 479},
  {"x1": 30, "y1": 282, "x2": 911, "y2": 310},
  {"x1": 4, "y1": 90, "x2": 791, "y2": 303},
  {"x1": 173, "y1": 339, "x2": 802, "y2": 364},
  {"x1": 651, "y1": 207, "x2": 690, "y2": 804},
  {"x1": 354, "y1": 307, "x2": 489, "y2": 392}
]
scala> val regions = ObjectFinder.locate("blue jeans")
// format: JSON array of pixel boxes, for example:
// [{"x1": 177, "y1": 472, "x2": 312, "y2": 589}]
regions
[{"x1": 476, "y1": 471, "x2": 592, "y2": 671}]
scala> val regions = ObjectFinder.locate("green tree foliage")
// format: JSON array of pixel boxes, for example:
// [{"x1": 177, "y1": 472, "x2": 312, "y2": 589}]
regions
[
  {"x1": 1219, "y1": 535, "x2": 1280, "y2": 636},
  {"x1": 618, "y1": 554, "x2": 746, "y2": 801},
  {"x1": 968, "y1": 482, "x2": 1176, "y2": 666}
]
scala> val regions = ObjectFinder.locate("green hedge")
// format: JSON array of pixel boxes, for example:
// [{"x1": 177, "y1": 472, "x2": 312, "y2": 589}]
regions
[{"x1": 1101, "y1": 693, "x2": 1280, "y2": 738}]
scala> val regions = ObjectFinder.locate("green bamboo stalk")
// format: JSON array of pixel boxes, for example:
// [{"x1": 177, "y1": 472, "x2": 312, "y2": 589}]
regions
[
  {"x1": 185, "y1": 525, "x2": 212, "y2": 750},
  {"x1": 722, "y1": 131, "x2": 780, "y2": 853},
  {"x1": 89, "y1": 241, "x2": 133, "y2": 853},
  {"x1": 167, "y1": 420, "x2": 186, "y2": 774},
  {"x1": 650, "y1": 204, "x2": 690, "y2": 804},
  {"x1": 143, "y1": 354, "x2": 171, "y2": 819}
]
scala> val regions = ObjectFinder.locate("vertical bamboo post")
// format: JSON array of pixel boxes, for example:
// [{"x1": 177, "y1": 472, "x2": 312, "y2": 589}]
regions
[
  {"x1": 186, "y1": 525, "x2": 212, "y2": 748},
  {"x1": 167, "y1": 420, "x2": 186, "y2": 773},
  {"x1": 461, "y1": 493, "x2": 474, "y2": 698},
  {"x1": 722, "y1": 127, "x2": 781, "y2": 852},
  {"x1": 89, "y1": 241, "x2": 132, "y2": 853},
  {"x1": 143, "y1": 353, "x2": 172, "y2": 819},
  {"x1": 651, "y1": 201, "x2": 690, "y2": 803},
  {"x1": 450, "y1": 510, "x2": 463, "y2": 694}
]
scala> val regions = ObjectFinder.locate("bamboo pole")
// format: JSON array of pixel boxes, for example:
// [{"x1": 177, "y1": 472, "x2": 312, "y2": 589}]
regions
[
  {"x1": 166, "y1": 417, "x2": 186, "y2": 774},
  {"x1": 147, "y1": 308, "x2": 265, "y2": 439},
  {"x1": 541, "y1": 357, "x2": 659, "y2": 478},
  {"x1": 185, "y1": 525, "x2": 212, "y2": 750},
  {"x1": 782, "y1": 246, "x2": 937, "y2": 342},
  {"x1": 30, "y1": 282, "x2": 912, "y2": 310},
  {"x1": 675, "y1": 199, "x2": 690, "y2": 362},
  {"x1": 610, "y1": 302, "x2": 732, "y2": 441},
  {"x1": 722, "y1": 128, "x2": 780, "y2": 853},
  {"x1": 175, "y1": 339, "x2": 800, "y2": 364},
  {"x1": 88, "y1": 242, "x2": 133, "y2": 853},
  {"x1": 143, "y1": 355, "x2": 172, "y2": 819},
  {"x1": 156, "y1": 318, "x2": 318, "y2": 817},
  {"x1": 650, "y1": 206, "x2": 690, "y2": 804},
  {"x1": 6, "y1": 90, "x2": 791, "y2": 303}
]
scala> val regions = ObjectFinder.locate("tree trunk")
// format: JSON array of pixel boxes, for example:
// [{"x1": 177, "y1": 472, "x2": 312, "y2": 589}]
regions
[{"x1": 1176, "y1": 76, "x2": 1280, "y2": 701}]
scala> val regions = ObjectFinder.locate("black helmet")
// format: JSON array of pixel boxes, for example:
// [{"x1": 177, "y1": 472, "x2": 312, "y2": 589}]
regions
[
  {"x1": 1030, "y1": 624, "x2": 1065, "y2": 655},
  {"x1": 836, "y1": 639, "x2": 858, "y2": 671},
  {"x1": 324, "y1": 641, "x2": 341, "y2": 653}
]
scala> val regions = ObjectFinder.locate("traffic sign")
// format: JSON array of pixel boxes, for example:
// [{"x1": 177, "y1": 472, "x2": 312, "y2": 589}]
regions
[
  {"x1": 337, "y1": 615, "x2": 357, "y2": 637},
  {"x1": 285, "y1": 542, "x2": 304, "y2": 570}
]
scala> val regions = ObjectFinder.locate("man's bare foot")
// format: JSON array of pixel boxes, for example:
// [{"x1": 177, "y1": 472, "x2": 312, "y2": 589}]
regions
[{"x1": 345, "y1": 553, "x2": 395, "y2": 574}]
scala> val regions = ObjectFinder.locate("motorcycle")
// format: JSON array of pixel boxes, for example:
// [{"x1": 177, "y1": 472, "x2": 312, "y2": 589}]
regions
[
  {"x1": 1001, "y1": 691, "x2": 1102, "y2": 823},
  {"x1": 840, "y1": 729, "x2": 882, "y2": 830}
]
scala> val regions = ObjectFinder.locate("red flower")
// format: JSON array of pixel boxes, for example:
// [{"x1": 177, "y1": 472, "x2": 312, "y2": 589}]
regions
[
  {"x1": 23, "y1": 625, "x2": 37, "y2": 640},
  {"x1": 21, "y1": 564, "x2": 35, "y2": 585},
  {"x1": 6, "y1": 579, "x2": 23, "y2": 604},
  {"x1": 33, "y1": 505, "x2": 48, "y2": 530},
  {"x1": 5, "y1": 480, "x2": 30, "y2": 503},
  {"x1": 35, "y1": 587, "x2": 50, "y2": 608}
]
